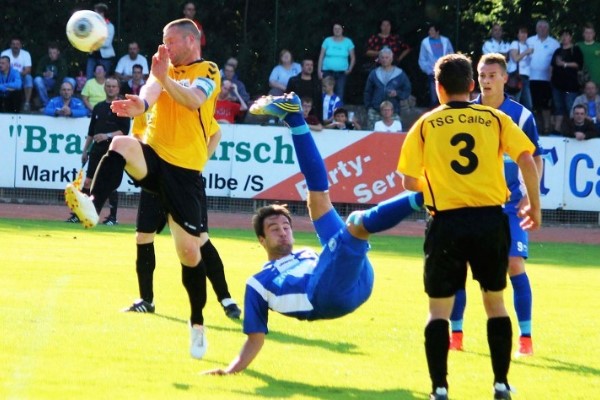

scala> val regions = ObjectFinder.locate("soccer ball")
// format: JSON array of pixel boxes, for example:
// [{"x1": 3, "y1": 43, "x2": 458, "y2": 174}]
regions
[{"x1": 66, "y1": 10, "x2": 108, "y2": 53}]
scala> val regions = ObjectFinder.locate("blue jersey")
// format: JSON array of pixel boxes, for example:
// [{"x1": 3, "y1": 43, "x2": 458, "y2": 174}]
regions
[
  {"x1": 243, "y1": 249, "x2": 320, "y2": 334},
  {"x1": 474, "y1": 95, "x2": 541, "y2": 210}
]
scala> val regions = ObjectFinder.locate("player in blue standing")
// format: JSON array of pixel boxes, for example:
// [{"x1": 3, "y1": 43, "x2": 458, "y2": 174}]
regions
[
  {"x1": 203, "y1": 92, "x2": 424, "y2": 374},
  {"x1": 448, "y1": 53, "x2": 543, "y2": 356}
]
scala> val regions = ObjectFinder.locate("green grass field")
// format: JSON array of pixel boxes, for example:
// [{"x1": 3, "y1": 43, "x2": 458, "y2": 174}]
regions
[{"x1": 1, "y1": 219, "x2": 599, "y2": 399}]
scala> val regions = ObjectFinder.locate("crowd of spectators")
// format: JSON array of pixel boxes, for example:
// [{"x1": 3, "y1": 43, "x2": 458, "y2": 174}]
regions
[{"x1": 2, "y1": 4, "x2": 600, "y2": 140}]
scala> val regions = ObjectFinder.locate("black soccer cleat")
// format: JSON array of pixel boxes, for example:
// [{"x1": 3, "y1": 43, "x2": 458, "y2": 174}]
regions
[
  {"x1": 493, "y1": 383, "x2": 512, "y2": 399},
  {"x1": 122, "y1": 299, "x2": 155, "y2": 313},
  {"x1": 223, "y1": 303, "x2": 242, "y2": 319}
]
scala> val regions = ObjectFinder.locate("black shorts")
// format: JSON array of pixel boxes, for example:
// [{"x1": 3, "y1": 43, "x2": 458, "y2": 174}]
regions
[
  {"x1": 85, "y1": 144, "x2": 110, "y2": 179},
  {"x1": 423, "y1": 206, "x2": 510, "y2": 298},
  {"x1": 530, "y1": 80, "x2": 552, "y2": 110},
  {"x1": 132, "y1": 143, "x2": 206, "y2": 236}
]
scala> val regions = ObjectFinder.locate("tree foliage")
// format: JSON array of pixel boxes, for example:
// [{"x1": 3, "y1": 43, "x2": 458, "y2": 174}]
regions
[{"x1": 1, "y1": 0, "x2": 599, "y2": 105}]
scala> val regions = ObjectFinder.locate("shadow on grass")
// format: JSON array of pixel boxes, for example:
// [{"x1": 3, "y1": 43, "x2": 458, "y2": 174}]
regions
[
  {"x1": 230, "y1": 370, "x2": 423, "y2": 399},
  {"x1": 152, "y1": 312, "x2": 362, "y2": 355}
]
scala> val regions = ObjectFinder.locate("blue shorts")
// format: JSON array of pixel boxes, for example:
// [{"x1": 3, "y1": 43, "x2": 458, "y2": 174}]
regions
[
  {"x1": 507, "y1": 211, "x2": 528, "y2": 258},
  {"x1": 307, "y1": 209, "x2": 374, "y2": 320}
]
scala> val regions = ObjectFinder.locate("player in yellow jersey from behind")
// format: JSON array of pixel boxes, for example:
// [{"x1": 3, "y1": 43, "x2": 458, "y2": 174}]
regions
[
  {"x1": 398, "y1": 53, "x2": 541, "y2": 400},
  {"x1": 65, "y1": 18, "x2": 219, "y2": 360}
]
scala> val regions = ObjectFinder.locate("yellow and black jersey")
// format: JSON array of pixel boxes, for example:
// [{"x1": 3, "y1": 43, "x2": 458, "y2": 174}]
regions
[
  {"x1": 146, "y1": 59, "x2": 221, "y2": 171},
  {"x1": 398, "y1": 101, "x2": 535, "y2": 211}
]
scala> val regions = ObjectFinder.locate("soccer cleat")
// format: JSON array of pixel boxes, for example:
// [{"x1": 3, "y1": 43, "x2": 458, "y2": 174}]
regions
[
  {"x1": 65, "y1": 214, "x2": 80, "y2": 223},
  {"x1": 493, "y1": 383, "x2": 512, "y2": 399},
  {"x1": 429, "y1": 387, "x2": 448, "y2": 400},
  {"x1": 189, "y1": 323, "x2": 208, "y2": 359},
  {"x1": 449, "y1": 331, "x2": 463, "y2": 351},
  {"x1": 249, "y1": 92, "x2": 302, "y2": 120},
  {"x1": 122, "y1": 299, "x2": 155, "y2": 313},
  {"x1": 223, "y1": 303, "x2": 242, "y2": 319},
  {"x1": 65, "y1": 183, "x2": 99, "y2": 228},
  {"x1": 346, "y1": 210, "x2": 364, "y2": 227},
  {"x1": 102, "y1": 217, "x2": 119, "y2": 226},
  {"x1": 515, "y1": 336, "x2": 533, "y2": 357}
]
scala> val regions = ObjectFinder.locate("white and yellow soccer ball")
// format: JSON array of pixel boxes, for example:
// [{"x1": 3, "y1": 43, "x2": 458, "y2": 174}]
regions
[{"x1": 66, "y1": 10, "x2": 108, "y2": 53}]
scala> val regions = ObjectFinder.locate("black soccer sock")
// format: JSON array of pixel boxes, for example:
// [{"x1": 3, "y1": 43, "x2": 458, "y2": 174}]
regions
[
  {"x1": 81, "y1": 187, "x2": 91, "y2": 196},
  {"x1": 90, "y1": 150, "x2": 126, "y2": 213},
  {"x1": 108, "y1": 190, "x2": 118, "y2": 219},
  {"x1": 201, "y1": 239, "x2": 232, "y2": 303},
  {"x1": 181, "y1": 260, "x2": 207, "y2": 326},
  {"x1": 425, "y1": 319, "x2": 450, "y2": 391},
  {"x1": 487, "y1": 316, "x2": 512, "y2": 386},
  {"x1": 136, "y1": 243, "x2": 155, "y2": 303}
]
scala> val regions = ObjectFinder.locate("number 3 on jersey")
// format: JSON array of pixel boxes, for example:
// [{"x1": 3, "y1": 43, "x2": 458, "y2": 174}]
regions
[{"x1": 450, "y1": 133, "x2": 478, "y2": 175}]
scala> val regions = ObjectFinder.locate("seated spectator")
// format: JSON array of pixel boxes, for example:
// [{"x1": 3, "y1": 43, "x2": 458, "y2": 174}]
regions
[
  {"x1": 215, "y1": 79, "x2": 248, "y2": 123},
  {"x1": 0, "y1": 55, "x2": 22, "y2": 113},
  {"x1": 114, "y1": 42, "x2": 149, "y2": 82},
  {"x1": 564, "y1": 104, "x2": 599, "y2": 140},
  {"x1": 81, "y1": 64, "x2": 107, "y2": 114},
  {"x1": 43, "y1": 81, "x2": 87, "y2": 118},
  {"x1": 1, "y1": 37, "x2": 33, "y2": 111},
  {"x1": 268, "y1": 49, "x2": 301, "y2": 96},
  {"x1": 120, "y1": 64, "x2": 145, "y2": 96},
  {"x1": 364, "y1": 47, "x2": 411, "y2": 130},
  {"x1": 373, "y1": 100, "x2": 403, "y2": 132},
  {"x1": 301, "y1": 97, "x2": 323, "y2": 131},
  {"x1": 322, "y1": 75, "x2": 342, "y2": 124},
  {"x1": 222, "y1": 62, "x2": 250, "y2": 103},
  {"x1": 571, "y1": 80, "x2": 600, "y2": 128},
  {"x1": 287, "y1": 57, "x2": 323, "y2": 121},
  {"x1": 364, "y1": 19, "x2": 411, "y2": 70},
  {"x1": 33, "y1": 43, "x2": 73, "y2": 109},
  {"x1": 220, "y1": 57, "x2": 239, "y2": 77},
  {"x1": 326, "y1": 107, "x2": 360, "y2": 130}
]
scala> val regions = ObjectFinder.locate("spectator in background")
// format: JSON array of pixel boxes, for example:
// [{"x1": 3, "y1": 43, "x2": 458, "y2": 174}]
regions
[
  {"x1": 0, "y1": 55, "x2": 22, "y2": 113},
  {"x1": 81, "y1": 64, "x2": 107, "y2": 114},
  {"x1": 215, "y1": 79, "x2": 248, "y2": 124},
  {"x1": 43, "y1": 81, "x2": 87, "y2": 118},
  {"x1": 508, "y1": 26, "x2": 534, "y2": 110},
  {"x1": 317, "y1": 22, "x2": 356, "y2": 102},
  {"x1": 364, "y1": 47, "x2": 411, "y2": 130},
  {"x1": 527, "y1": 19, "x2": 560, "y2": 134},
  {"x1": 482, "y1": 23, "x2": 511, "y2": 58},
  {"x1": 577, "y1": 23, "x2": 600, "y2": 87},
  {"x1": 301, "y1": 97, "x2": 323, "y2": 131},
  {"x1": 268, "y1": 49, "x2": 301, "y2": 96},
  {"x1": 114, "y1": 42, "x2": 149, "y2": 82},
  {"x1": 550, "y1": 28, "x2": 583, "y2": 134},
  {"x1": 33, "y1": 43, "x2": 72, "y2": 109},
  {"x1": 120, "y1": 64, "x2": 145, "y2": 96},
  {"x1": 1, "y1": 37, "x2": 33, "y2": 111},
  {"x1": 86, "y1": 3, "x2": 115, "y2": 79},
  {"x1": 222, "y1": 62, "x2": 250, "y2": 103},
  {"x1": 286, "y1": 57, "x2": 323, "y2": 121},
  {"x1": 418, "y1": 24, "x2": 454, "y2": 107},
  {"x1": 373, "y1": 100, "x2": 402, "y2": 133},
  {"x1": 565, "y1": 104, "x2": 599, "y2": 140},
  {"x1": 220, "y1": 57, "x2": 239, "y2": 77},
  {"x1": 571, "y1": 81, "x2": 600, "y2": 128},
  {"x1": 321, "y1": 75, "x2": 342, "y2": 125},
  {"x1": 364, "y1": 19, "x2": 411, "y2": 70},
  {"x1": 182, "y1": 1, "x2": 207, "y2": 50},
  {"x1": 326, "y1": 107, "x2": 360, "y2": 130}
]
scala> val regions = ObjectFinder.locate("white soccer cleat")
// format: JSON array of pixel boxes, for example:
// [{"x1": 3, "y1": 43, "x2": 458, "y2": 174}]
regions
[
  {"x1": 64, "y1": 183, "x2": 99, "y2": 228},
  {"x1": 189, "y1": 323, "x2": 208, "y2": 359}
]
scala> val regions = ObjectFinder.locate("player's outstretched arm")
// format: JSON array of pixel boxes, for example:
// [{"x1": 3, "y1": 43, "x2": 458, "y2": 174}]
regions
[
  {"x1": 402, "y1": 175, "x2": 425, "y2": 193},
  {"x1": 203, "y1": 333, "x2": 265, "y2": 375},
  {"x1": 516, "y1": 151, "x2": 541, "y2": 231},
  {"x1": 111, "y1": 77, "x2": 162, "y2": 117}
]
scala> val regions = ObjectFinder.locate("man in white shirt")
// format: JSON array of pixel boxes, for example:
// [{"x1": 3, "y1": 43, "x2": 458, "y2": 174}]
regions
[
  {"x1": 114, "y1": 41, "x2": 149, "y2": 82},
  {"x1": 526, "y1": 19, "x2": 560, "y2": 133},
  {"x1": 482, "y1": 23, "x2": 511, "y2": 58},
  {"x1": 373, "y1": 100, "x2": 402, "y2": 132},
  {"x1": 1, "y1": 37, "x2": 33, "y2": 111}
]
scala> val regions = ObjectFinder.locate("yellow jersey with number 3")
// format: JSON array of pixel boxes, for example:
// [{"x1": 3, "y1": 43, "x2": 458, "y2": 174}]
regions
[
  {"x1": 398, "y1": 101, "x2": 535, "y2": 211},
  {"x1": 146, "y1": 59, "x2": 221, "y2": 171}
]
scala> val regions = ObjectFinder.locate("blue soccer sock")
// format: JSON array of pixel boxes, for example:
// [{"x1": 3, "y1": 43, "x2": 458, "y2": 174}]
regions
[
  {"x1": 510, "y1": 272, "x2": 532, "y2": 336},
  {"x1": 290, "y1": 128, "x2": 329, "y2": 192},
  {"x1": 284, "y1": 111, "x2": 310, "y2": 136},
  {"x1": 360, "y1": 192, "x2": 424, "y2": 233},
  {"x1": 450, "y1": 289, "x2": 467, "y2": 332}
]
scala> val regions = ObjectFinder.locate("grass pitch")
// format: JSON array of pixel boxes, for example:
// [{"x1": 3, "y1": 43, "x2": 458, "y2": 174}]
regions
[{"x1": 0, "y1": 219, "x2": 599, "y2": 399}]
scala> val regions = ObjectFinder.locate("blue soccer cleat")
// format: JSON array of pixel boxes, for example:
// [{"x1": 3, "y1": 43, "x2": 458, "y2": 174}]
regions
[{"x1": 249, "y1": 92, "x2": 302, "y2": 120}]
